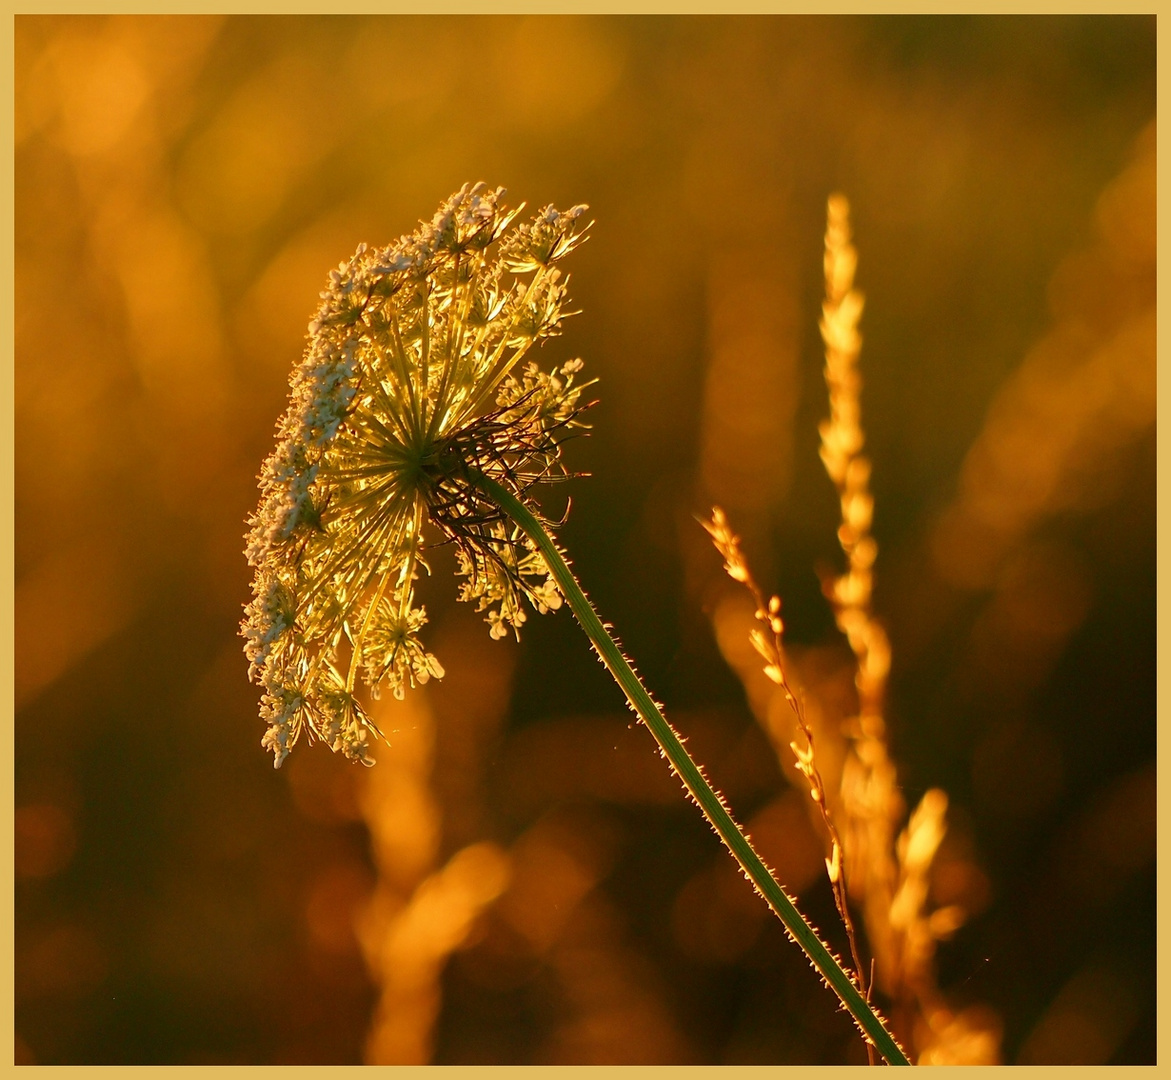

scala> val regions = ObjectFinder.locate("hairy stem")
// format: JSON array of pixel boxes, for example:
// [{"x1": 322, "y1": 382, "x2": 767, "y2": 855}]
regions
[{"x1": 473, "y1": 472, "x2": 909, "y2": 1066}]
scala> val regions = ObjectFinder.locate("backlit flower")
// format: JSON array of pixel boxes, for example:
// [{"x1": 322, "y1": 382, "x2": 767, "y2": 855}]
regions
[{"x1": 242, "y1": 183, "x2": 591, "y2": 767}]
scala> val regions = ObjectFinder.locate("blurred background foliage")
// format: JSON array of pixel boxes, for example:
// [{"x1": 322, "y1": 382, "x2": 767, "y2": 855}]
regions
[{"x1": 14, "y1": 14, "x2": 1155, "y2": 1064}]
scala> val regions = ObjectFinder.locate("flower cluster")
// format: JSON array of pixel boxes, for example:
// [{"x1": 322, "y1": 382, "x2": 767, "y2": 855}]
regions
[{"x1": 242, "y1": 184, "x2": 592, "y2": 767}]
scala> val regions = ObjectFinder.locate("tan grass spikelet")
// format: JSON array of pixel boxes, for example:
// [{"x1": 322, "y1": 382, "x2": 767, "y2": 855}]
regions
[
  {"x1": 703, "y1": 509, "x2": 870, "y2": 1015},
  {"x1": 817, "y1": 193, "x2": 903, "y2": 984},
  {"x1": 704, "y1": 195, "x2": 1001, "y2": 1063},
  {"x1": 819, "y1": 194, "x2": 999, "y2": 1063}
]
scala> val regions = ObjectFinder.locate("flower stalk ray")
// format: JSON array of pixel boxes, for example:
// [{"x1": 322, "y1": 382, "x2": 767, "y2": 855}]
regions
[{"x1": 242, "y1": 183, "x2": 591, "y2": 767}]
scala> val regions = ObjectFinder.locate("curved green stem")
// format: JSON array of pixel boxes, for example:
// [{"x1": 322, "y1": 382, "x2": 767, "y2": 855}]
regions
[{"x1": 474, "y1": 472, "x2": 909, "y2": 1065}]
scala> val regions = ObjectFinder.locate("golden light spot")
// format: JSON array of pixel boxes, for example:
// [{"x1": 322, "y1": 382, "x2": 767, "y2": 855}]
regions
[
  {"x1": 700, "y1": 256, "x2": 800, "y2": 524},
  {"x1": 239, "y1": 227, "x2": 368, "y2": 371},
  {"x1": 15, "y1": 541, "x2": 139, "y2": 709},
  {"x1": 174, "y1": 58, "x2": 324, "y2": 235},
  {"x1": 495, "y1": 17, "x2": 625, "y2": 127},
  {"x1": 361, "y1": 840, "x2": 510, "y2": 1064},
  {"x1": 358, "y1": 695, "x2": 440, "y2": 891},
  {"x1": 14, "y1": 804, "x2": 77, "y2": 880},
  {"x1": 747, "y1": 791, "x2": 828, "y2": 896},
  {"x1": 670, "y1": 861, "x2": 765, "y2": 963},
  {"x1": 47, "y1": 33, "x2": 150, "y2": 157},
  {"x1": 1018, "y1": 964, "x2": 1140, "y2": 1064},
  {"x1": 930, "y1": 120, "x2": 1155, "y2": 590},
  {"x1": 499, "y1": 813, "x2": 613, "y2": 955},
  {"x1": 1057, "y1": 761, "x2": 1156, "y2": 906},
  {"x1": 972, "y1": 719, "x2": 1064, "y2": 822},
  {"x1": 99, "y1": 205, "x2": 228, "y2": 423},
  {"x1": 304, "y1": 861, "x2": 373, "y2": 955},
  {"x1": 964, "y1": 539, "x2": 1093, "y2": 695},
  {"x1": 18, "y1": 924, "x2": 108, "y2": 998},
  {"x1": 916, "y1": 1005, "x2": 1002, "y2": 1065},
  {"x1": 285, "y1": 744, "x2": 364, "y2": 826}
]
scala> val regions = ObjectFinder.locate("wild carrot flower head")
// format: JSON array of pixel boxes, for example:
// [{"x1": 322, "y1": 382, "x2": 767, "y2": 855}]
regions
[{"x1": 242, "y1": 183, "x2": 592, "y2": 767}]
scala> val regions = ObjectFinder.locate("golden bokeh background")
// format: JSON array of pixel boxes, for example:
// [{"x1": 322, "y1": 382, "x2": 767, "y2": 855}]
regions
[{"x1": 15, "y1": 15, "x2": 1155, "y2": 1064}]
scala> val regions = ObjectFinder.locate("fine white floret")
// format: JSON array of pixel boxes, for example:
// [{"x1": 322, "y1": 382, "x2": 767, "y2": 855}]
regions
[{"x1": 242, "y1": 184, "x2": 592, "y2": 767}]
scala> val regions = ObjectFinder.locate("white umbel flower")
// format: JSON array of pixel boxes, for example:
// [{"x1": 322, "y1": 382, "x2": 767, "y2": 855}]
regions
[{"x1": 242, "y1": 184, "x2": 592, "y2": 767}]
